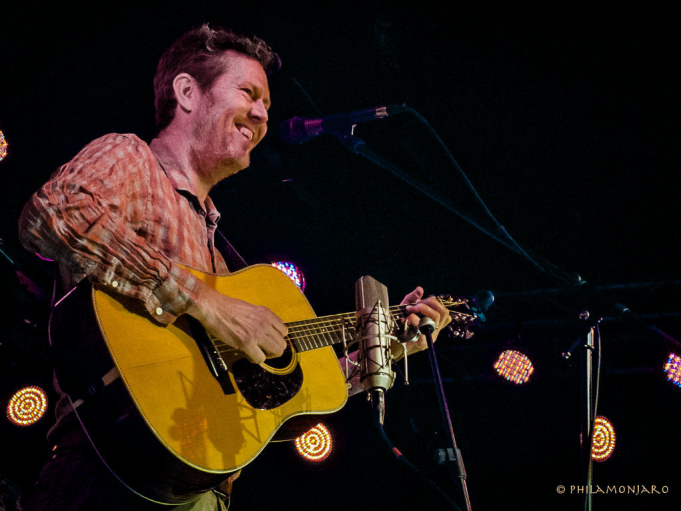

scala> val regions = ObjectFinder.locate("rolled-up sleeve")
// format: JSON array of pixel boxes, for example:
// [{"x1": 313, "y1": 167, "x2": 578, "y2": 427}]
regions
[{"x1": 18, "y1": 134, "x2": 201, "y2": 324}]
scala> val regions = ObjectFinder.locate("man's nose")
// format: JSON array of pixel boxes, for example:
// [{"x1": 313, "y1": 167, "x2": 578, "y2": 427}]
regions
[{"x1": 251, "y1": 99, "x2": 269, "y2": 123}]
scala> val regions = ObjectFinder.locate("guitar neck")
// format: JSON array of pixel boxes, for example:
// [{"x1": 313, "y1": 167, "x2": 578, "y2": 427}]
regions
[{"x1": 285, "y1": 299, "x2": 475, "y2": 353}]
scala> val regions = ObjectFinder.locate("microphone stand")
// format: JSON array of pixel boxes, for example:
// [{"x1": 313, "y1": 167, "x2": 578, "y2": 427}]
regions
[
  {"x1": 420, "y1": 317, "x2": 473, "y2": 511},
  {"x1": 338, "y1": 131, "x2": 478, "y2": 507},
  {"x1": 332, "y1": 124, "x2": 680, "y2": 511},
  {"x1": 337, "y1": 134, "x2": 474, "y2": 509},
  {"x1": 578, "y1": 317, "x2": 597, "y2": 511}
]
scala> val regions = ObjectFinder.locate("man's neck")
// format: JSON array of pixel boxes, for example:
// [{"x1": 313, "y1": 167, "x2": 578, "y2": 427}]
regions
[{"x1": 155, "y1": 127, "x2": 213, "y2": 204}]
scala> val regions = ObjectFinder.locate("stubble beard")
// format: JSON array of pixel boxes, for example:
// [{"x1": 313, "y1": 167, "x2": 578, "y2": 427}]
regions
[{"x1": 191, "y1": 110, "x2": 250, "y2": 186}]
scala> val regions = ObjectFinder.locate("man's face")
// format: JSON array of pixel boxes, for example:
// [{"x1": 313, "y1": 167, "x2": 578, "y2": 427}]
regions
[{"x1": 190, "y1": 50, "x2": 271, "y2": 179}]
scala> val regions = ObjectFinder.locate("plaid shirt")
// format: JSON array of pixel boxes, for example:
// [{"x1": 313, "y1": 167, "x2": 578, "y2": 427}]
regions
[{"x1": 19, "y1": 133, "x2": 229, "y2": 324}]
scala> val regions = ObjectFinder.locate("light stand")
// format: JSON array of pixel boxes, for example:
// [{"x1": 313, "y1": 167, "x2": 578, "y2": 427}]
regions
[{"x1": 579, "y1": 321, "x2": 597, "y2": 511}]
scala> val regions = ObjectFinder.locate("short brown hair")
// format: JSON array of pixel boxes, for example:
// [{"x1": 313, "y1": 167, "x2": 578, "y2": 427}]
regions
[{"x1": 153, "y1": 24, "x2": 281, "y2": 131}]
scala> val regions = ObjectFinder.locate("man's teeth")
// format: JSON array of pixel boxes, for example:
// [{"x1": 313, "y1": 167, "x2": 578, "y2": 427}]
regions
[{"x1": 238, "y1": 126, "x2": 253, "y2": 140}]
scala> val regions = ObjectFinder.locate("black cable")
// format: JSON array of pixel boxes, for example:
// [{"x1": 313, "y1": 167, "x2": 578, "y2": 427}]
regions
[
  {"x1": 374, "y1": 419, "x2": 463, "y2": 511},
  {"x1": 402, "y1": 105, "x2": 571, "y2": 286}
]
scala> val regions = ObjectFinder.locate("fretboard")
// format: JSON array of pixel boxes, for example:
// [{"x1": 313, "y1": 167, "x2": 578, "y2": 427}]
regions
[{"x1": 286, "y1": 301, "x2": 474, "y2": 353}]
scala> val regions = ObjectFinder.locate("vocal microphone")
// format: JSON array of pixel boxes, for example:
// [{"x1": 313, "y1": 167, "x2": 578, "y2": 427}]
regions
[
  {"x1": 279, "y1": 104, "x2": 408, "y2": 144},
  {"x1": 355, "y1": 275, "x2": 395, "y2": 425}
]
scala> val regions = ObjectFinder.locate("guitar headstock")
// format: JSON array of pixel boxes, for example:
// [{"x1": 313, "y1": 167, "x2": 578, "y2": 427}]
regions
[{"x1": 436, "y1": 295, "x2": 479, "y2": 339}]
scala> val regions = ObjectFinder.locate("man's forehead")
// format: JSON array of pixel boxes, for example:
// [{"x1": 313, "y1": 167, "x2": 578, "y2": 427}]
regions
[{"x1": 218, "y1": 50, "x2": 269, "y2": 86}]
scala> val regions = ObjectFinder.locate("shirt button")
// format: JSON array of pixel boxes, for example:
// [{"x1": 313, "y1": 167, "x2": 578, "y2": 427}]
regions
[
  {"x1": 112, "y1": 281, "x2": 119, "y2": 288},
  {"x1": 156, "y1": 307, "x2": 163, "y2": 316}
]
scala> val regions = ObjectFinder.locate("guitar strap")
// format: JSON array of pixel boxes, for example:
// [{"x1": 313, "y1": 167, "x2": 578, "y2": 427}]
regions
[
  {"x1": 211, "y1": 228, "x2": 247, "y2": 505},
  {"x1": 214, "y1": 229, "x2": 249, "y2": 272}
]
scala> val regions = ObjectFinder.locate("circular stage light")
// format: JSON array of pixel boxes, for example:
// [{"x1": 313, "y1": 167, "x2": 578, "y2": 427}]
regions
[
  {"x1": 272, "y1": 261, "x2": 305, "y2": 291},
  {"x1": 7, "y1": 386, "x2": 48, "y2": 426},
  {"x1": 493, "y1": 349, "x2": 534, "y2": 384},
  {"x1": 663, "y1": 352, "x2": 681, "y2": 388},
  {"x1": 295, "y1": 423, "x2": 332, "y2": 462},
  {"x1": 0, "y1": 131, "x2": 8, "y2": 162},
  {"x1": 592, "y1": 416, "x2": 616, "y2": 462}
]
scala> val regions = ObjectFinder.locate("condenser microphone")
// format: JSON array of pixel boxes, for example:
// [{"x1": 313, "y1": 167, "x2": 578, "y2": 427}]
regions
[
  {"x1": 355, "y1": 275, "x2": 395, "y2": 425},
  {"x1": 279, "y1": 104, "x2": 408, "y2": 144}
]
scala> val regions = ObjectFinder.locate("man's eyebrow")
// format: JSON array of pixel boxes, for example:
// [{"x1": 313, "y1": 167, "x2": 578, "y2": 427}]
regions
[
  {"x1": 254, "y1": 84, "x2": 272, "y2": 109},
  {"x1": 241, "y1": 81, "x2": 271, "y2": 107}
]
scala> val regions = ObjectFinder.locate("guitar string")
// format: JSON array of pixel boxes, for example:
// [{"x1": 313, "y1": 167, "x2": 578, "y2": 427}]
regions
[
  {"x1": 213, "y1": 302, "x2": 475, "y2": 354},
  {"x1": 214, "y1": 301, "x2": 474, "y2": 351},
  {"x1": 217, "y1": 303, "x2": 473, "y2": 347},
  {"x1": 284, "y1": 300, "x2": 470, "y2": 332},
  {"x1": 282, "y1": 311, "x2": 475, "y2": 344},
  {"x1": 213, "y1": 312, "x2": 474, "y2": 349}
]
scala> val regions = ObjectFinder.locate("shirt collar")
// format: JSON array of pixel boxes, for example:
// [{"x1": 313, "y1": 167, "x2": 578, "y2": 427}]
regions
[{"x1": 149, "y1": 137, "x2": 221, "y2": 225}]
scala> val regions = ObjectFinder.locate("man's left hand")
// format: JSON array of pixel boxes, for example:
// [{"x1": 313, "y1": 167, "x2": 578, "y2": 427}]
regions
[{"x1": 396, "y1": 287, "x2": 452, "y2": 358}]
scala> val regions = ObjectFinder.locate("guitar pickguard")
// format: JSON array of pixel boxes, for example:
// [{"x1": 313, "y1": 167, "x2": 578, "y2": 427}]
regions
[
  {"x1": 230, "y1": 353, "x2": 303, "y2": 410},
  {"x1": 192, "y1": 322, "x2": 304, "y2": 409}
]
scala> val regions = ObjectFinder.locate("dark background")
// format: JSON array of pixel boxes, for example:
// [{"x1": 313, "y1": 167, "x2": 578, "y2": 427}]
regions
[{"x1": 1, "y1": 1, "x2": 678, "y2": 510}]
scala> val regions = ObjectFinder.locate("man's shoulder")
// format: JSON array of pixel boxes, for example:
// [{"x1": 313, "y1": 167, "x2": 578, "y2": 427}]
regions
[
  {"x1": 85, "y1": 132, "x2": 150, "y2": 152},
  {"x1": 57, "y1": 133, "x2": 157, "y2": 181},
  {"x1": 72, "y1": 133, "x2": 155, "y2": 167}
]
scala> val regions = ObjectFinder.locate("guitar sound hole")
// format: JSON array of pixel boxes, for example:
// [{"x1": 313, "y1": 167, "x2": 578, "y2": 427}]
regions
[{"x1": 262, "y1": 342, "x2": 294, "y2": 370}]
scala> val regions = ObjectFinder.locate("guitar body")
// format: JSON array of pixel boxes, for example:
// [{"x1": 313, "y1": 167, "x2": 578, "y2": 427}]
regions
[{"x1": 49, "y1": 264, "x2": 348, "y2": 505}]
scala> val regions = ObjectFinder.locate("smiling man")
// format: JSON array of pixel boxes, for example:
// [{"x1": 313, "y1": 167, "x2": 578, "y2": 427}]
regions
[
  {"x1": 165, "y1": 49, "x2": 272, "y2": 196},
  {"x1": 18, "y1": 24, "x2": 450, "y2": 511},
  {"x1": 19, "y1": 25, "x2": 287, "y2": 511}
]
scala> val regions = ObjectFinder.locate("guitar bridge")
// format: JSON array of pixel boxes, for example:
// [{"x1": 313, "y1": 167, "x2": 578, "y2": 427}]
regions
[{"x1": 186, "y1": 317, "x2": 237, "y2": 396}]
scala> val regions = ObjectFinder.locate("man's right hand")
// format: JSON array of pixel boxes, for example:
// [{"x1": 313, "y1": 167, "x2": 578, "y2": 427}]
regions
[{"x1": 187, "y1": 284, "x2": 288, "y2": 364}]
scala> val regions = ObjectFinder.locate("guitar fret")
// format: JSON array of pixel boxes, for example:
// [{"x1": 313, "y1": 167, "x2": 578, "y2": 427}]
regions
[
  {"x1": 324, "y1": 318, "x2": 343, "y2": 346},
  {"x1": 310, "y1": 319, "x2": 324, "y2": 349},
  {"x1": 337, "y1": 315, "x2": 356, "y2": 345},
  {"x1": 317, "y1": 319, "x2": 330, "y2": 348},
  {"x1": 299, "y1": 321, "x2": 314, "y2": 351},
  {"x1": 318, "y1": 322, "x2": 334, "y2": 347},
  {"x1": 305, "y1": 319, "x2": 322, "y2": 350},
  {"x1": 289, "y1": 335, "x2": 302, "y2": 353},
  {"x1": 305, "y1": 319, "x2": 316, "y2": 350},
  {"x1": 329, "y1": 318, "x2": 344, "y2": 346},
  {"x1": 285, "y1": 298, "x2": 474, "y2": 353}
]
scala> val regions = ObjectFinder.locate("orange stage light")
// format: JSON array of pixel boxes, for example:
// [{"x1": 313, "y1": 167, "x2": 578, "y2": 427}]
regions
[
  {"x1": 592, "y1": 415, "x2": 616, "y2": 462},
  {"x1": 493, "y1": 349, "x2": 534, "y2": 384},
  {"x1": 295, "y1": 423, "x2": 332, "y2": 461},
  {"x1": 7, "y1": 386, "x2": 48, "y2": 426}
]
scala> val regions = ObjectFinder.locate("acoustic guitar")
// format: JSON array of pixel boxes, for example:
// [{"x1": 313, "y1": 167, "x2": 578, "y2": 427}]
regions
[{"x1": 49, "y1": 264, "x2": 476, "y2": 504}]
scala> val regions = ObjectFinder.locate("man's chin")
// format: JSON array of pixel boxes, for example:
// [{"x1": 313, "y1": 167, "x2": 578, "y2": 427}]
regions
[{"x1": 222, "y1": 155, "x2": 250, "y2": 178}]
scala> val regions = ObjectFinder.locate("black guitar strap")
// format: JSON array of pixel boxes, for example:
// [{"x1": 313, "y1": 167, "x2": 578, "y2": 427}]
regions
[{"x1": 214, "y1": 229, "x2": 249, "y2": 272}]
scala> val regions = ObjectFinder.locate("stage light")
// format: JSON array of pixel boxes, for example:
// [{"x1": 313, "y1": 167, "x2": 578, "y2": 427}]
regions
[
  {"x1": 6, "y1": 386, "x2": 48, "y2": 426},
  {"x1": 272, "y1": 261, "x2": 305, "y2": 291},
  {"x1": 0, "y1": 131, "x2": 8, "y2": 161},
  {"x1": 295, "y1": 423, "x2": 332, "y2": 462},
  {"x1": 663, "y1": 353, "x2": 681, "y2": 388},
  {"x1": 493, "y1": 349, "x2": 534, "y2": 384},
  {"x1": 592, "y1": 416, "x2": 616, "y2": 462}
]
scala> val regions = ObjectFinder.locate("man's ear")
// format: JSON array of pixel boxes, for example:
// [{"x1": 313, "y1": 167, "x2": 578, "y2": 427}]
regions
[{"x1": 172, "y1": 73, "x2": 199, "y2": 113}]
